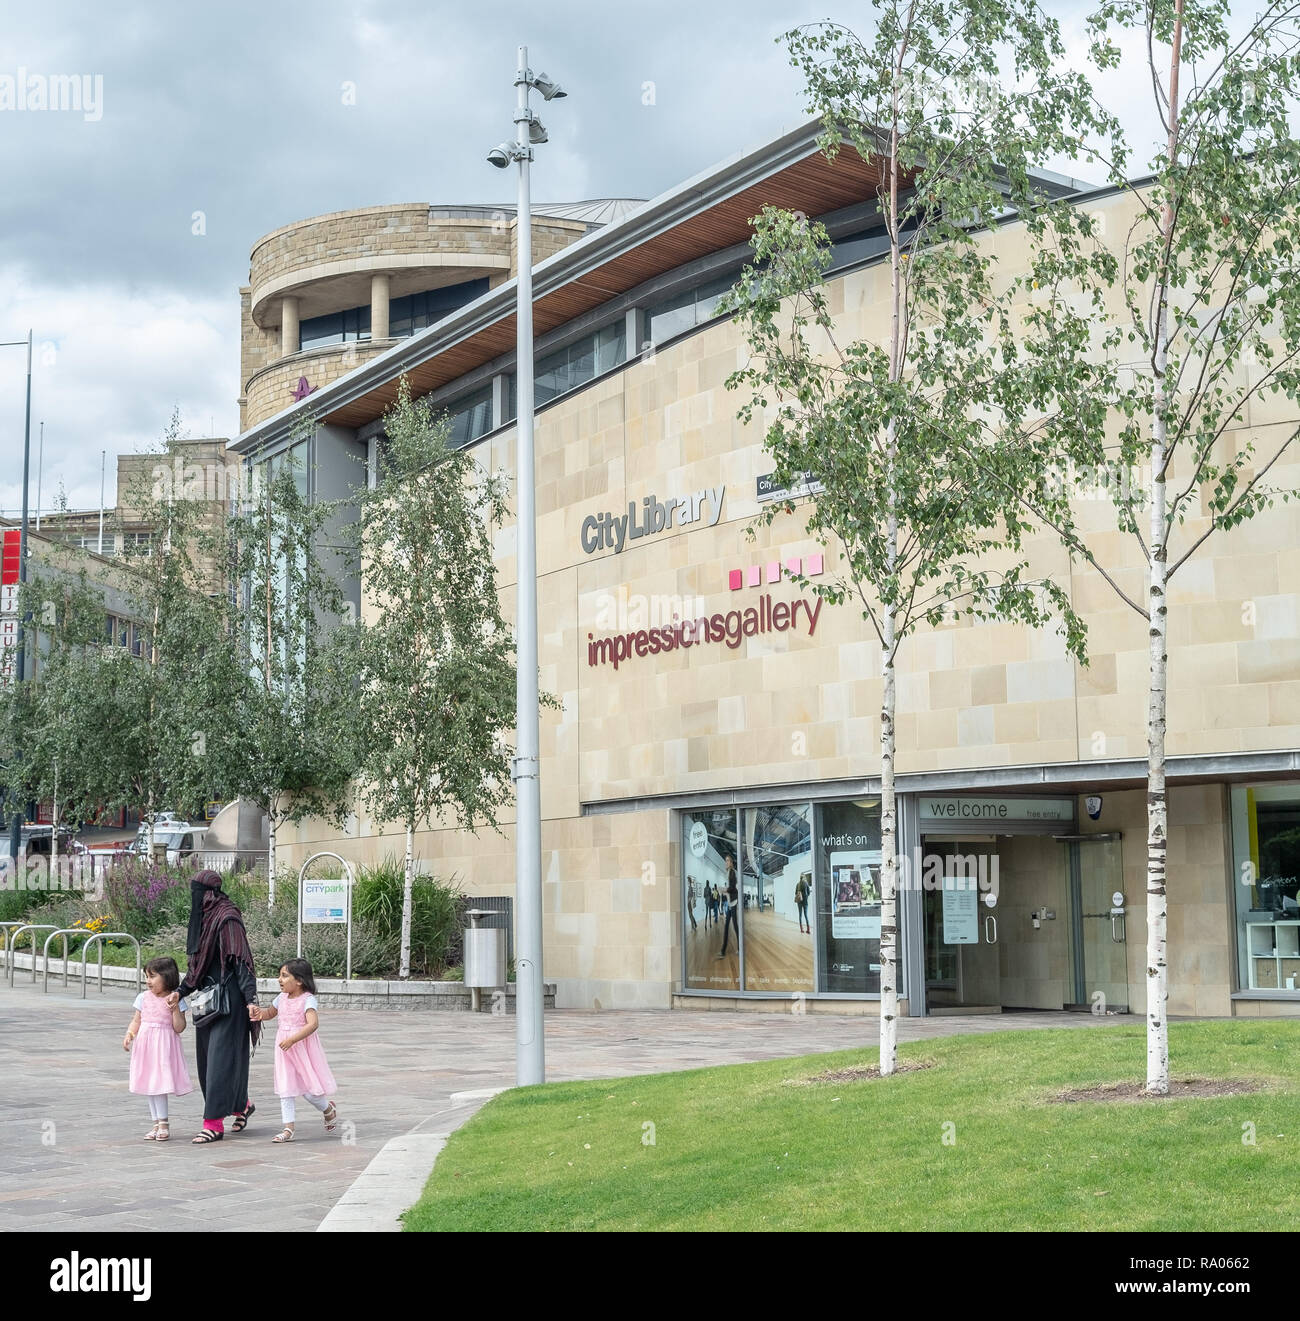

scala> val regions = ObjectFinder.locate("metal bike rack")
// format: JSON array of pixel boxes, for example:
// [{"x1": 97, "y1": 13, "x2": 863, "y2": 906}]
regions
[
  {"x1": 0, "y1": 921, "x2": 27, "y2": 975},
  {"x1": 5, "y1": 925, "x2": 63, "y2": 986},
  {"x1": 78, "y1": 932, "x2": 142, "y2": 998},
  {"x1": 42, "y1": 928, "x2": 91, "y2": 993}
]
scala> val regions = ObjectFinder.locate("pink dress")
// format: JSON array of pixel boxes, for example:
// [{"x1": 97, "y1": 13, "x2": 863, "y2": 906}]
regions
[
  {"x1": 272, "y1": 993, "x2": 337, "y2": 1098},
  {"x1": 128, "y1": 991, "x2": 194, "y2": 1096}
]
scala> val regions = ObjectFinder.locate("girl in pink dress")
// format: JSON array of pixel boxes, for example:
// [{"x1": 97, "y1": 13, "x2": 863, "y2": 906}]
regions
[
  {"x1": 249, "y1": 958, "x2": 339, "y2": 1143},
  {"x1": 123, "y1": 956, "x2": 193, "y2": 1141}
]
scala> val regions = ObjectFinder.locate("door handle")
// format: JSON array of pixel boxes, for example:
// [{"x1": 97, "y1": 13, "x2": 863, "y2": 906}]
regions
[{"x1": 985, "y1": 914, "x2": 997, "y2": 944}]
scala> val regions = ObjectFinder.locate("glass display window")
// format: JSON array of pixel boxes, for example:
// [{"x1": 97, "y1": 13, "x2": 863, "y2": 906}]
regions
[
  {"x1": 816, "y1": 799, "x2": 884, "y2": 994},
  {"x1": 741, "y1": 804, "x2": 814, "y2": 993},
  {"x1": 1232, "y1": 785, "x2": 1300, "y2": 991},
  {"x1": 682, "y1": 808, "x2": 740, "y2": 992}
]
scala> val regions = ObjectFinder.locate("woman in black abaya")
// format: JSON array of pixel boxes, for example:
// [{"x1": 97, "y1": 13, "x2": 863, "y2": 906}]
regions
[{"x1": 168, "y1": 870, "x2": 260, "y2": 1144}]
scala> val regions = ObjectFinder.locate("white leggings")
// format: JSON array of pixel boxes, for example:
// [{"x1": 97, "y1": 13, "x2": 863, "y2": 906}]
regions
[
  {"x1": 147, "y1": 1095, "x2": 169, "y2": 1121},
  {"x1": 281, "y1": 1093, "x2": 330, "y2": 1123}
]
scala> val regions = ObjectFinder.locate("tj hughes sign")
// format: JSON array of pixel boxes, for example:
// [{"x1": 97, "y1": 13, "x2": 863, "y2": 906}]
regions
[{"x1": 580, "y1": 485, "x2": 725, "y2": 554}]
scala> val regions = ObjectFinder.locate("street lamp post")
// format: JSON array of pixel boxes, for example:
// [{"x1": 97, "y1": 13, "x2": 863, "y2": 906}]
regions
[
  {"x1": 487, "y1": 47, "x2": 565, "y2": 1088},
  {"x1": 2, "y1": 332, "x2": 33, "y2": 860}
]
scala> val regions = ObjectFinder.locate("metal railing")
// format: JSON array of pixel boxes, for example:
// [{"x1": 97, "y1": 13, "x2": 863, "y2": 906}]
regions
[
  {"x1": 42, "y1": 929, "x2": 78, "y2": 992},
  {"x1": 0, "y1": 921, "x2": 27, "y2": 974},
  {"x1": 77, "y1": 932, "x2": 141, "y2": 998},
  {"x1": 2, "y1": 923, "x2": 141, "y2": 995},
  {"x1": 5, "y1": 925, "x2": 63, "y2": 985}
]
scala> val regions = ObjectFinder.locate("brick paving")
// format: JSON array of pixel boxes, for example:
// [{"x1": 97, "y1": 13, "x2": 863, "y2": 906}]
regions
[{"x1": 0, "y1": 980, "x2": 1117, "y2": 1232}]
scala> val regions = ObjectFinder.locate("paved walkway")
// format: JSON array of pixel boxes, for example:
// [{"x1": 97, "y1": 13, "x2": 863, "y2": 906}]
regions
[{"x1": 0, "y1": 981, "x2": 1116, "y2": 1232}]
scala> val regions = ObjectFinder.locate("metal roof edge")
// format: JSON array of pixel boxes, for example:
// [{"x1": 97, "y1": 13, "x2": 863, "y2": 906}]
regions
[
  {"x1": 232, "y1": 119, "x2": 832, "y2": 456},
  {"x1": 231, "y1": 124, "x2": 1154, "y2": 459},
  {"x1": 579, "y1": 748, "x2": 1300, "y2": 816}
]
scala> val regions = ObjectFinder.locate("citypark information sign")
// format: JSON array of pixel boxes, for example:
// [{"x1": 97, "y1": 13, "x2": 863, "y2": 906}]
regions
[
  {"x1": 296, "y1": 852, "x2": 357, "y2": 981},
  {"x1": 302, "y1": 879, "x2": 349, "y2": 924}
]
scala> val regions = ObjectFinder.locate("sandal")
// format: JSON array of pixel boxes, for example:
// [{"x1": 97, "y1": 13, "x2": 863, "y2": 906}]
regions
[
  {"x1": 191, "y1": 1129, "x2": 223, "y2": 1144},
  {"x1": 143, "y1": 1122, "x2": 161, "y2": 1141},
  {"x1": 231, "y1": 1102, "x2": 255, "y2": 1133},
  {"x1": 322, "y1": 1103, "x2": 338, "y2": 1134},
  {"x1": 272, "y1": 1126, "x2": 295, "y2": 1143},
  {"x1": 155, "y1": 1120, "x2": 170, "y2": 1143}
]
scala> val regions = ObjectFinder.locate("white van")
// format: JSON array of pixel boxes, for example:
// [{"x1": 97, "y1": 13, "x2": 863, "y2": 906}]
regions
[{"x1": 129, "y1": 819, "x2": 208, "y2": 866}]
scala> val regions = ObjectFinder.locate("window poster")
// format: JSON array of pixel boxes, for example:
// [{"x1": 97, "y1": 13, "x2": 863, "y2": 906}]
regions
[
  {"x1": 941, "y1": 875, "x2": 979, "y2": 944},
  {"x1": 830, "y1": 849, "x2": 882, "y2": 939},
  {"x1": 818, "y1": 799, "x2": 885, "y2": 994}
]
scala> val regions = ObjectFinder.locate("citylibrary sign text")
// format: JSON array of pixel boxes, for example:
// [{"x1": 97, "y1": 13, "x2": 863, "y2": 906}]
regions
[{"x1": 580, "y1": 485, "x2": 724, "y2": 554}]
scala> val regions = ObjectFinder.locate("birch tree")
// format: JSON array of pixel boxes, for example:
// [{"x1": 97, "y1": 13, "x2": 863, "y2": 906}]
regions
[
  {"x1": 228, "y1": 434, "x2": 361, "y2": 899},
  {"x1": 117, "y1": 443, "x2": 248, "y2": 841},
  {"x1": 1020, "y1": 0, "x2": 1300, "y2": 1093},
  {"x1": 351, "y1": 379, "x2": 516, "y2": 978},
  {"x1": 0, "y1": 572, "x2": 110, "y2": 870},
  {"x1": 1, "y1": 439, "x2": 247, "y2": 851},
  {"x1": 723, "y1": 3, "x2": 1114, "y2": 1074}
]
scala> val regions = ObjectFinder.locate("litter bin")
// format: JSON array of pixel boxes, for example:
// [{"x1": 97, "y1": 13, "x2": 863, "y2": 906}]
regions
[{"x1": 464, "y1": 908, "x2": 506, "y2": 1011}]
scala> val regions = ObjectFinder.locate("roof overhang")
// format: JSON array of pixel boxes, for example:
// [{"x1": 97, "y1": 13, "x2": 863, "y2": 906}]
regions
[{"x1": 232, "y1": 119, "x2": 885, "y2": 454}]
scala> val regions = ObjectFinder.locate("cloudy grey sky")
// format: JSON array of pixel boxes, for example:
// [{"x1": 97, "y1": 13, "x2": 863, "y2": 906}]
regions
[{"x1": 0, "y1": 0, "x2": 1172, "y2": 515}]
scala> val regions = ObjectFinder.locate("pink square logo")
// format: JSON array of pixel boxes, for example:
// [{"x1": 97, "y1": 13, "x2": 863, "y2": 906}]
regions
[
  {"x1": 785, "y1": 557, "x2": 801, "y2": 578},
  {"x1": 766, "y1": 561, "x2": 780, "y2": 584},
  {"x1": 728, "y1": 569, "x2": 742, "y2": 591},
  {"x1": 806, "y1": 553, "x2": 824, "y2": 576},
  {"x1": 747, "y1": 564, "x2": 761, "y2": 587}
]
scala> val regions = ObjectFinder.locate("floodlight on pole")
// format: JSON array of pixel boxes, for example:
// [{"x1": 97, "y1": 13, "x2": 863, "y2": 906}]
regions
[
  {"x1": 489, "y1": 45, "x2": 566, "y2": 1089},
  {"x1": 531, "y1": 72, "x2": 566, "y2": 100}
]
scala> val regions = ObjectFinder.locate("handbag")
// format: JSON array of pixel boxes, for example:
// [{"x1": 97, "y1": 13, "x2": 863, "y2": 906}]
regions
[
  {"x1": 189, "y1": 917, "x2": 239, "y2": 1027},
  {"x1": 190, "y1": 972, "x2": 229, "y2": 1027}
]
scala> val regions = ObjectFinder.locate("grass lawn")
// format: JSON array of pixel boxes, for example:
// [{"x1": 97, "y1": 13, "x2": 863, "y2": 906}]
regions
[{"x1": 403, "y1": 1021, "x2": 1300, "y2": 1231}]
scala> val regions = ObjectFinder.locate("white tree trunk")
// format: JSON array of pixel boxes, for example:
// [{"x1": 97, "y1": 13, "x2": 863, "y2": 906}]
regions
[
  {"x1": 879, "y1": 605, "x2": 899, "y2": 1077},
  {"x1": 1146, "y1": 369, "x2": 1171, "y2": 1093},
  {"x1": 879, "y1": 90, "x2": 904, "y2": 1079},
  {"x1": 267, "y1": 811, "x2": 277, "y2": 907},
  {"x1": 1144, "y1": 0, "x2": 1183, "y2": 1098},
  {"x1": 400, "y1": 824, "x2": 414, "y2": 981},
  {"x1": 51, "y1": 762, "x2": 58, "y2": 887},
  {"x1": 1146, "y1": 506, "x2": 1170, "y2": 1094}
]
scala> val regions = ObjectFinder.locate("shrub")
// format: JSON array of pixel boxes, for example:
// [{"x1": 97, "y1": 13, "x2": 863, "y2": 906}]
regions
[
  {"x1": 0, "y1": 890, "x2": 31, "y2": 924},
  {"x1": 294, "y1": 918, "x2": 395, "y2": 980},
  {"x1": 102, "y1": 856, "x2": 194, "y2": 939},
  {"x1": 352, "y1": 855, "x2": 465, "y2": 976},
  {"x1": 125, "y1": 862, "x2": 465, "y2": 980}
]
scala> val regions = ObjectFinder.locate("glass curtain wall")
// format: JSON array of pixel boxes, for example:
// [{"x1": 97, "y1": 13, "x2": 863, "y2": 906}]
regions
[
  {"x1": 443, "y1": 385, "x2": 494, "y2": 447},
  {"x1": 506, "y1": 322, "x2": 627, "y2": 420}
]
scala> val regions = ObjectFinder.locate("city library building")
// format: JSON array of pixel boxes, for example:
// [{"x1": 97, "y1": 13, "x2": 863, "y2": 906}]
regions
[{"x1": 233, "y1": 122, "x2": 1300, "y2": 1018}]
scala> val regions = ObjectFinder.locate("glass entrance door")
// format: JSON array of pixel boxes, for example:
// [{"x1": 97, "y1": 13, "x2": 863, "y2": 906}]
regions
[
  {"x1": 923, "y1": 841, "x2": 1000, "y2": 1012},
  {"x1": 1064, "y1": 835, "x2": 1129, "y2": 1013}
]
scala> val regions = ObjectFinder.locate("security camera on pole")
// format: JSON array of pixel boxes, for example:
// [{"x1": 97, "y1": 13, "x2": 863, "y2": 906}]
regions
[{"x1": 486, "y1": 48, "x2": 565, "y2": 1088}]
